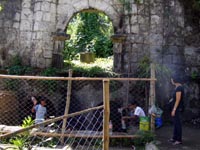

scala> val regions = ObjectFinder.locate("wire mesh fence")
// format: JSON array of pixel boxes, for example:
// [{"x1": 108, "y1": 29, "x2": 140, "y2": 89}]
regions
[
  {"x1": 0, "y1": 105, "x2": 104, "y2": 150},
  {"x1": 0, "y1": 75, "x2": 155, "y2": 149}
]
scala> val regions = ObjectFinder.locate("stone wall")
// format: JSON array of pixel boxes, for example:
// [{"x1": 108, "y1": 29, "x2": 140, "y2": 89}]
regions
[
  {"x1": 0, "y1": 0, "x2": 199, "y2": 72},
  {"x1": 0, "y1": 0, "x2": 199, "y2": 120},
  {"x1": 0, "y1": 0, "x2": 21, "y2": 67}
]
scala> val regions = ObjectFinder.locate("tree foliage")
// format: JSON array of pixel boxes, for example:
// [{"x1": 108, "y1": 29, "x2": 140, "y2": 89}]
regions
[
  {"x1": 64, "y1": 11, "x2": 114, "y2": 60},
  {"x1": 0, "y1": 0, "x2": 8, "y2": 12},
  {"x1": 195, "y1": 0, "x2": 200, "y2": 8}
]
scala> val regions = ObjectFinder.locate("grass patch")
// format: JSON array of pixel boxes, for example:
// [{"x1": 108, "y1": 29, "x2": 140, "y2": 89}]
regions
[
  {"x1": 4, "y1": 56, "x2": 118, "y2": 77},
  {"x1": 67, "y1": 57, "x2": 113, "y2": 71},
  {"x1": 64, "y1": 57, "x2": 119, "y2": 77}
]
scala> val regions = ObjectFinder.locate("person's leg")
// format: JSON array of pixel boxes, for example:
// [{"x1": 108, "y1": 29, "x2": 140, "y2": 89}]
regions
[
  {"x1": 175, "y1": 111, "x2": 182, "y2": 142},
  {"x1": 172, "y1": 111, "x2": 182, "y2": 145},
  {"x1": 172, "y1": 115, "x2": 177, "y2": 141}
]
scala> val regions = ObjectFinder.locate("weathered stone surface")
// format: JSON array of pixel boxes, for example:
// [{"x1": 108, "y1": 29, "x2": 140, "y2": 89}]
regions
[
  {"x1": 131, "y1": 24, "x2": 139, "y2": 34},
  {"x1": 0, "y1": 0, "x2": 199, "y2": 119},
  {"x1": 149, "y1": 33, "x2": 163, "y2": 45},
  {"x1": 21, "y1": 8, "x2": 32, "y2": 20}
]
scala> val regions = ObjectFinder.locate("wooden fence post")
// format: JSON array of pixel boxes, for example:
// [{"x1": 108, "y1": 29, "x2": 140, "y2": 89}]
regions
[
  {"x1": 150, "y1": 63, "x2": 156, "y2": 132},
  {"x1": 103, "y1": 79, "x2": 110, "y2": 150},
  {"x1": 60, "y1": 69, "x2": 73, "y2": 144}
]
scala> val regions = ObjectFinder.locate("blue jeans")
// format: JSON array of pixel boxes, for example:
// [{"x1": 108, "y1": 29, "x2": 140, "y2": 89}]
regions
[{"x1": 172, "y1": 110, "x2": 182, "y2": 142}]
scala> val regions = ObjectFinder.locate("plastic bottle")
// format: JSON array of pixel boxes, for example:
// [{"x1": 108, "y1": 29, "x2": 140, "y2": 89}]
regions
[
  {"x1": 121, "y1": 119, "x2": 126, "y2": 131},
  {"x1": 109, "y1": 120, "x2": 113, "y2": 135}
]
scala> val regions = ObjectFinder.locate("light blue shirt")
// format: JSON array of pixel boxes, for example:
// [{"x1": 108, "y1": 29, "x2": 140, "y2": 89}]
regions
[{"x1": 34, "y1": 104, "x2": 47, "y2": 124}]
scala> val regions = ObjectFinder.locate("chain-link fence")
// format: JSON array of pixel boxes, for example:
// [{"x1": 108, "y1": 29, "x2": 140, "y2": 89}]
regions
[{"x1": 0, "y1": 74, "x2": 155, "y2": 149}]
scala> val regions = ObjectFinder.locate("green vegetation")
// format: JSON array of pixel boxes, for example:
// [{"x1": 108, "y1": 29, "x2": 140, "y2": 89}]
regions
[
  {"x1": 118, "y1": 0, "x2": 142, "y2": 12},
  {"x1": 21, "y1": 116, "x2": 34, "y2": 128},
  {"x1": 4, "y1": 116, "x2": 59, "y2": 149},
  {"x1": 134, "y1": 130, "x2": 155, "y2": 146},
  {"x1": 194, "y1": 0, "x2": 200, "y2": 9},
  {"x1": 135, "y1": 56, "x2": 171, "y2": 80},
  {"x1": 0, "y1": 4, "x2": 2, "y2": 12},
  {"x1": 110, "y1": 130, "x2": 155, "y2": 149},
  {"x1": 6, "y1": 55, "x2": 32, "y2": 75},
  {"x1": 9, "y1": 116, "x2": 34, "y2": 150},
  {"x1": 135, "y1": 56, "x2": 151, "y2": 78},
  {"x1": 40, "y1": 68, "x2": 59, "y2": 76},
  {"x1": 4, "y1": 54, "x2": 116, "y2": 77},
  {"x1": 191, "y1": 70, "x2": 198, "y2": 80},
  {"x1": 65, "y1": 11, "x2": 113, "y2": 60},
  {"x1": 0, "y1": 0, "x2": 7, "y2": 12},
  {"x1": 64, "y1": 58, "x2": 118, "y2": 77}
]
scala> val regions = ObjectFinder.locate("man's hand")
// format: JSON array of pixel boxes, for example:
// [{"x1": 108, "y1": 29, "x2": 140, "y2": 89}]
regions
[
  {"x1": 171, "y1": 109, "x2": 175, "y2": 117},
  {"x1": 31, "y1": 96, "x2": 37, "y2": 105}
]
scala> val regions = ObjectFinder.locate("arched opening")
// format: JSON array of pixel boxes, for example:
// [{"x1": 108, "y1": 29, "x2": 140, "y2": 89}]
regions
[{"x1": 63, "y1": 9, "x2": 115, "y2": 74}]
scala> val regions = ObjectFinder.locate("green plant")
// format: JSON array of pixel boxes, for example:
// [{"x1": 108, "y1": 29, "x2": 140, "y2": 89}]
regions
[
  {"x1": 0, "y1": 0, "x2": 6, "y2": 13},
  {"x1": 134, "y1": 130, "x2": 155, "y2": 146},
  {"x1": 118, "y1": 0, "x2": 132, "y2": 12},
  {"x1": 9, "y1": 116, "x2": 34, "y2": 150},
  {"x1": 22, "y1": 116, "x2": 34, "y2": 128},
  {"x1": 0, "y1": 4, "x2": 3, "y2": 12},
  {"x1": 194, "y1": 0, "x2": 200, "y2": 9},
  {"x1": 9, "y1": 136, "x2": 27, "y2": 150},
  {"x1": 40, "y1": 68, "x2": 59, "y2": 76},
  {"x1": 65, "y1": 11, "x2": 113, "y2": 60},
  {"x1": 64, "y1": 40, "x2": 79, "y2": 61},
  {"x1": 118, "y1": 0, "x2": 142, "y2": 13},
  {"x1": 7, "y1": 65, "x2": 32, "y2": 75},
  {"x1": 135, "y1": 0, "x2": 142, "y2": 4},
  {"x1": 191, "y1": 70, "x2": 198, "y2": 79},
  {"x1": 64, "y1": 58, "x2": 118, "y2": 77},
  {"x1": 136, "y1": 56, "x2": 151, "y2": 78},
  {"x1": 135, "y1": 56, "x2": 171, "y2": 86},
  {"x1": 6, "y1": 55, "x2": 33, "y2": 75},
  {"x1": 10, "y1": 55, "x2": 22, "y2": 66}
]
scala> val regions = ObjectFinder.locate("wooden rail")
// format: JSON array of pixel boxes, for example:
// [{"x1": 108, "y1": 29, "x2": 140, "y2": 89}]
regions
[
  {"x1": 31, "y1": 132, "x2": 141, "y2": 139},
  {"x1": 0, "y1": 74, "x2": 156, "y2": 81}
]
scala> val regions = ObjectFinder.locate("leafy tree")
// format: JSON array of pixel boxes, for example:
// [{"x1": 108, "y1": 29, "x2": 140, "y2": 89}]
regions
[
  {"x1": 64, "y1": 11, "x2": 114, "y2": 60},
  {"x1": 0, "y1": 0, "x2": 8, "y2": 12}
]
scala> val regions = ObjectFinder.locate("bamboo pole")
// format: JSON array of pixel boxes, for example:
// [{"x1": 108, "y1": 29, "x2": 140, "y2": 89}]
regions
[
  {"x1": 60, "y1": 69, "x2": 73, "y2": 144},
  {"x1": 103, "y1": 79, "x2": 110, "y2": 150},
  {"x1": 32, "y1": 132, "x2": 141, "y2": 139},
  {"x1": 0, "y1": 74, "x2": 156, "y2": 81},
  {"x1": 150, "y1": 63, "x2": 156, "y2": 132},
  {"x1": 0, "y1": 105, "x2": 103, "y2": 139}
]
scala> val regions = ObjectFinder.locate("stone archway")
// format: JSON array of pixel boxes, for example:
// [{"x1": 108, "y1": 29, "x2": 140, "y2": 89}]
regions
[
  {"x1": 56, "y1": 0, "x2": 121, "y2": 32},
  {"x1": 52, "y1": 1, "x2": 122, "y2": 68}
]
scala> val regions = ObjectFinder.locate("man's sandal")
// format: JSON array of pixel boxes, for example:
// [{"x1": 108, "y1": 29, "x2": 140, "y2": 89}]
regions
[
  {"x1": 173, "y1": 141, "x2": 182, "y2": 145},
  {"x1": 168, "y1": 138, "x2": 175, "y2": 143}
]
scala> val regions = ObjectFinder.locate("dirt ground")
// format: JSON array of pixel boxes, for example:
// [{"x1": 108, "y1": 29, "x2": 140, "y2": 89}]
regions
[
  {"x1": 154, "y1": 124, "x2": 200, "y2": 150},
  {"x1": 109, "y1": 124, "x2": 200, "y2": 150},
  {"x1": 0, "y1": 124, "x2": 199, "y2": 150}
]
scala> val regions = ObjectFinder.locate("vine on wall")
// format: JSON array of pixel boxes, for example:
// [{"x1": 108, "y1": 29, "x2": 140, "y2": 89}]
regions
[{"x1": 118, "y1": 0, "x2": 142, "y2": 12}]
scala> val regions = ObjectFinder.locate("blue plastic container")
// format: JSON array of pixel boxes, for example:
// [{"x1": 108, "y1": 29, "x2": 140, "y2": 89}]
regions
[{"x1": 155, "y1": 117, "x2": 163, "y2": 128}]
